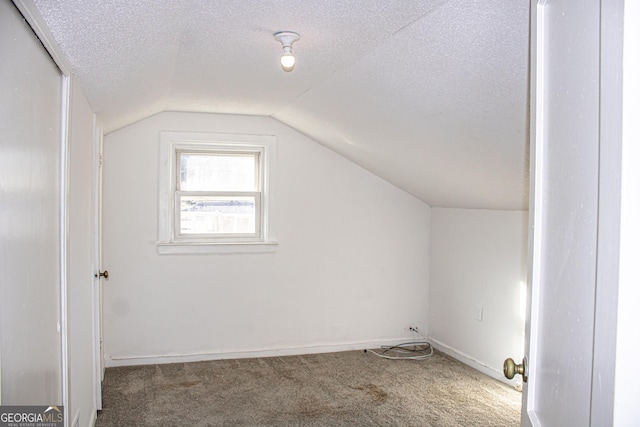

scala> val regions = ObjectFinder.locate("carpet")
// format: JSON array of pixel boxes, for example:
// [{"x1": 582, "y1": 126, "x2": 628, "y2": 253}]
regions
[{"x1": 96, "y1": 349, "x2": 521, "y2": 426}]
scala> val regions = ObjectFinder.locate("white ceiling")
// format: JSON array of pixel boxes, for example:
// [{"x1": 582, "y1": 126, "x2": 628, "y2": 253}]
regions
[{"x1": 30, "y1": 0, "x2": 530, "y2": 209}]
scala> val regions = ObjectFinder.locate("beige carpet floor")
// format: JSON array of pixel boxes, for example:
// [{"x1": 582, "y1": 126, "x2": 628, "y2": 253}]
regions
[{"x1": 96, "y1": 349, "x2": 521, "y2": 426}]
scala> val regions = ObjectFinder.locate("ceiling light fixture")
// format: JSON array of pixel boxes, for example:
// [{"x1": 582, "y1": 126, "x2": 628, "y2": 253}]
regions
[{"x1": 274, "y1": 31, "x2": 300, "y2": 72}]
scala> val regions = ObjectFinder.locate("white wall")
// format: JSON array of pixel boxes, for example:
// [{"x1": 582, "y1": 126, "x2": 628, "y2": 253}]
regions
[
  {"x1": 67, "y1": 83, "x2": 98, "y2": 427},
  {"x1": 429, "y1": 208, "x2": 528, "y2": 384},
  {"x1": 102, "y1": 112, "x2": 431, "y2": 365}
]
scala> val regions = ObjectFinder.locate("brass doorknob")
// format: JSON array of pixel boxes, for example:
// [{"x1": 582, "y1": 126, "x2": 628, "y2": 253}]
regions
[
  {"x1": 504, "y1": 357, "x2": 527, "y2": 382},
  {"x1": 95, "y1": 270, "x2": 109, "y2": 279}
]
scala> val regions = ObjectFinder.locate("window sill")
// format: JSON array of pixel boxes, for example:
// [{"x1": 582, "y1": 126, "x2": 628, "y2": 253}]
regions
[{"x1": 156, "y1": 241, "x2": 278, "y2": 255}]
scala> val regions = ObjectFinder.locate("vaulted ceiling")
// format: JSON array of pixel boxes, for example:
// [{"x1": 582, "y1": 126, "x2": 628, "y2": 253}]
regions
[{"x1": 29, "y1": 0, "x2": 530, "y2": 209}]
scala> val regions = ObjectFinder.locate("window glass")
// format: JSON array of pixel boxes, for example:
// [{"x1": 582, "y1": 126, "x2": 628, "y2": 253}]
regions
[
  {"x1": 179, "y1": 195, "x2": 256, "y2": 235},
  {"x1": 179, "y1": 153, "x2": 257, "y2": 192}
]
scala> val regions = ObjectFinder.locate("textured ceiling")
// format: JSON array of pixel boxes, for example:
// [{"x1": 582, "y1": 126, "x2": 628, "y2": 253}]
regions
[{"x1": 30, "y1": 0, "x2": 530, "y2": 209}]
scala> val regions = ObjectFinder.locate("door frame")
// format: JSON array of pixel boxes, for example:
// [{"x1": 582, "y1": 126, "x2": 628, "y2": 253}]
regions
[
  {"x1": 590, "y1": 0, "x2": 623, "y2": 424},
  {"x1": 614, "y1": 2, "x2": 640, "y2": 423}
]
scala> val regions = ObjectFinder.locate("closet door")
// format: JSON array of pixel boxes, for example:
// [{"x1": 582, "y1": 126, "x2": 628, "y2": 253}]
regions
[{"x1": 0, "y1": 0, "x2": 64, "y2": 404}]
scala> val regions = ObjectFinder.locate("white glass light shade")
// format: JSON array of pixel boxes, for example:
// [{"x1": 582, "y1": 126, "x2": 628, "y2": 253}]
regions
[{"x1": 280, "y1": 53, "x2": 295, "y2": 72}]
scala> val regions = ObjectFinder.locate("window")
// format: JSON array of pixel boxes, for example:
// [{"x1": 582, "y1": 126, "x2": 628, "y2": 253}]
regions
[
  {"x1": 157, "y1": 132, "x2": 277, "y2": 254},
  {"x1": 177, "y1": 150, "x2": 260, "y2": 239}
]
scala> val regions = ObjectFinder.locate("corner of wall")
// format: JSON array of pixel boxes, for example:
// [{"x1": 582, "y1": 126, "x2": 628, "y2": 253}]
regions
[{"x1": 428, "y1": 208, "x2": 528, "y2": 384}]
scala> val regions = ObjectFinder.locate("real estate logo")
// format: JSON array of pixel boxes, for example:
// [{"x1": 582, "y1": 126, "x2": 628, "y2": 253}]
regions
[{"x1": 0, "y1": 406, "x2": 63, "y2": 427}]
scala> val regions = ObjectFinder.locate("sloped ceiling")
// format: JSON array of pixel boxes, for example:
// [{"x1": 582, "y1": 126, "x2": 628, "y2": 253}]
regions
[{"x1": 29, "y1": 0, "x2": 530, "y2": 209}]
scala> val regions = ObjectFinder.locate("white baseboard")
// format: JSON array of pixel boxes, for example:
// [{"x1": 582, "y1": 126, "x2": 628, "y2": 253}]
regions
[
  {"x1": 105, "y1": 337, "x2": 413, "y2": 368},
  {"x1": 427, "y1": 337, "x2": 520, "y2": 388}
]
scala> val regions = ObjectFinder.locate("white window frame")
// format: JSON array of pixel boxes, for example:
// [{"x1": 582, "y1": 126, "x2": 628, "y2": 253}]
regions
[{"x1": 157, "y1": 132, "x2": 277, "y2": 255}]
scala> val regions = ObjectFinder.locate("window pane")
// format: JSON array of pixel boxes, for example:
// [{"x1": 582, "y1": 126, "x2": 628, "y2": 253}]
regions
[
  {"x1": 180, "y1": 196, "x2": 256, "y2": 235},
  {"x1": 180, "y1": 153, "x2": 257, "y2": 191}
]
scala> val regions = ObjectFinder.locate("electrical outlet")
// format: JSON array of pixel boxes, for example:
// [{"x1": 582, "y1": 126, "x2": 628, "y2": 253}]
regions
[{"x1": 475, "y1": 305, "x2": 484, "y2": 322}]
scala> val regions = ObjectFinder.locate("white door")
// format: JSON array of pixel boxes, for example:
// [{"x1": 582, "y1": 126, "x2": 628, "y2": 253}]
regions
[
  {"x1": 0, "y1": 0, "x2": 65, "y2": 404},
  {"x1": 520, "y1": 1, "x2": 619, "y2": 425},
  {"x1": 92, "y1": 123, "x2": 105, "y2": 409}
]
